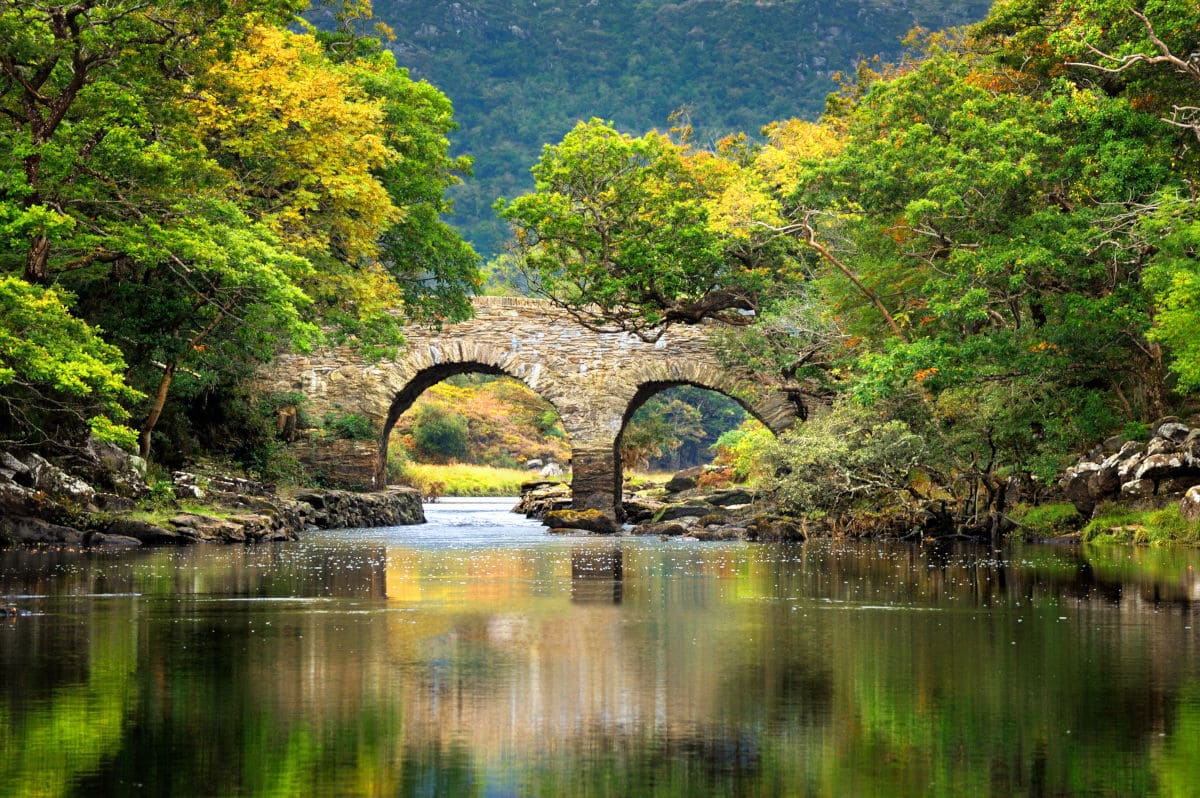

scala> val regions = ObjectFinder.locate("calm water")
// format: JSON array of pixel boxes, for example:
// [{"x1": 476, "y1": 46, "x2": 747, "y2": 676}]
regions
[{"x1": 3, "y1": 498, "x2": 1200, "y2": 796}]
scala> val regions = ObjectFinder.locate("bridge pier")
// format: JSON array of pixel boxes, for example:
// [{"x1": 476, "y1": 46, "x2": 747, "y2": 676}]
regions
[{"x1": 570, "y1": 444, "x2": 622, "y2": 521}]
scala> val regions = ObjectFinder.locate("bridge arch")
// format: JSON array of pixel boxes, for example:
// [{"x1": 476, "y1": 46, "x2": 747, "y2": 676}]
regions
[{"x1": 260, "y1": 296, "x2": 806, "y2": 518}]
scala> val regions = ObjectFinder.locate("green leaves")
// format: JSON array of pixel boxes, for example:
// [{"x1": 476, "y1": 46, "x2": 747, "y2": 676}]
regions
[
  {"x1": 0, "y1": 276, "x2": 140, "y2": 448},
  {"x1": 496, "y1": 119, "x2": 794, "y2": 336}
]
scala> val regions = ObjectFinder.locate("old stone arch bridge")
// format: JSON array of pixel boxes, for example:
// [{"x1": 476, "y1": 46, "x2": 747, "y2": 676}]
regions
[{"x1": 264, "y1": 297, "x2": 804, "y2": 518}]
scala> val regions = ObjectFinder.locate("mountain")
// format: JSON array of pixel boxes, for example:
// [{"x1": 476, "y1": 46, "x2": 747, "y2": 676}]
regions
[{"x1": 366, "y1": 0, "x2": 993, "y2": 257}]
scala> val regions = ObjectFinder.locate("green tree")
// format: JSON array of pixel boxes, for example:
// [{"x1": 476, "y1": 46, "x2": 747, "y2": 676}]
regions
[
  {"x1": 495, "y1": 118, "x2": 796, "y2": 338},
  {"x1": 0, "y1": 1, "x2": 480, "y2": 459},
  {"x1": 0, "y1": 276, "x2": 140, "y2": 448}
]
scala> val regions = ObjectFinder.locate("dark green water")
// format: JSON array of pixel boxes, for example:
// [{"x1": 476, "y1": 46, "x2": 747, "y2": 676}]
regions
[{"x1": 4, "y1": 498, "x2": 1200, "y2": 797}]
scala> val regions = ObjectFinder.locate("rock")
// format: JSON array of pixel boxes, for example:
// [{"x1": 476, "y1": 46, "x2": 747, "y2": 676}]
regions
[
  {"x1": 542, "y1": 509, "x2": 618, "y2": 534},
  {"x1": 1062, "y1": 463, "x2": 1102, "y2": 515},
  {"x1": 664, "y1": 467, "x2": 704, "y2": 494},
  {"x1": 84, "y1": 438, "x2": 148, "y2": 497},
  {"x1": 745, "y1": 515, "x2": 806, "y2": 542},
  {"x1": 1087, "y1": 466, "x2": 1121, "y2": 499},
  {"x1": 539, "y1": 461, "x2": 564, "y2": 477},
  {"x1": 1134, "y1": 453, "x2": 1199, "y2": 483},
  {"x1": 1161, "y1": 475, "x2": 1200, "y2": 496},
  {"x1": 622, "y1": 497, "x2": 666, "y2": 524},
  {"x1": 1181, "y1": 486, "x2": 1200, "y2": 523},
  {"x1": 705, "y1": 488, "x2": 755, "y2": 507},
  {"x1": 1146, "y1": 437, "x2": 1180, "y2": 457},
  {"x1": 25, "y1": 453, "x2": 95, "y2": 506},
  {"x1": 1121, "y1": 479, "x2": 1156, "y2": 500},
  {"x1": 515, "y1": 481, "x2": 571, "y2": 518},
  {"x1": 0, "y1": 516, "x2": 84, "y2": 546},
  {"x1": 692, "y1": 525, "x2": 745, "y2": 541},
  {"x1": 94, "y1": 493, "x2": 137, "y2": 512},
  {"x1": 106, "y1": 519, "x2": 189, "y2": 545},
  {"x1": 1157, "y1": 422, "x2": 1192, "y2": 444},
  {"x1": 631, "y1": 521, "x2": 691, "y2": 536},
  {"x1": 654, "y1": 501, "x2": 716, "y2": 522},
  {"x1": 84, "y1": 532, "x2": 142, "y2": 548},
  {"x1": 524, "y1": 459, "x2": 544, "y2": 470},
  {"x1": 0, "y1": 452, "x2": 30, "y2": 481},
  {"x1": 1102, "y1": 435, "x2": 1127, "y2": 453}
]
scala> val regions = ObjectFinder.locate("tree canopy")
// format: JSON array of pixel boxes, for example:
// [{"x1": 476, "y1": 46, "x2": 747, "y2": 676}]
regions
[{"x1": 0, "y1": 0, "x2": 479, "y2": 458}]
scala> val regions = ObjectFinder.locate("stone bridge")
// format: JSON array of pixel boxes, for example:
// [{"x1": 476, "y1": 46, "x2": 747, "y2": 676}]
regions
[{"x1": 262, "y1": 297, "x2": 804, "y2": 518}]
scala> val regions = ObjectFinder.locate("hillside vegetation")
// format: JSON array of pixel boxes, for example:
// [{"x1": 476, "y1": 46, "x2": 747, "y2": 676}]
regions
[{"x1": 362, "y1": 0, "x2": 991, "y2": 255}]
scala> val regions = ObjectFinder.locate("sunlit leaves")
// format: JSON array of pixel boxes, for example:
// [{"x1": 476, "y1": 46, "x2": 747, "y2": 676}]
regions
[
  {"x1": 496, "y1": 118, "x2": 795, "y2": 336},
  {"x1": 0, "y1": 276, "x2": 141, "y2": 447}
]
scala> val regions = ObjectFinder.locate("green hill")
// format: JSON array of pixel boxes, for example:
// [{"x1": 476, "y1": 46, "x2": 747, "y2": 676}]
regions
[{"x1": 360, "y1": 0, "x2": 992, "y2": 256}]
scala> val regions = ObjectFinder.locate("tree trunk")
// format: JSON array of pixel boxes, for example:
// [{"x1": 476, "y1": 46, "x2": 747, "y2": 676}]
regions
[
  {"x1": 25, "y1": 234, "x2": 51, "y2": 284},
  {"x1": 139, "y1": 362, "x2": 177, "y2": 460}
]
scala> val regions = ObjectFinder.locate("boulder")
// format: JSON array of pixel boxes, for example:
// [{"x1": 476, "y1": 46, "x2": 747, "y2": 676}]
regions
[
  {"x1": 622, "y1": 497, "x2": 666, "y2": 524},
  {"x1": 84, "y1": 532, "x2": 142, "y2": 548},
  {"x1": 664, "y1": 467, "x2": 704, "y2": 494},
  {"x1": 1087, "y1": 466, "x2": 1121, "y2": 499},
  {"x1": 542, "y1": 509, "x2": 618, "y2": 535},
  {"x1": 1062, "y1": 463, "x2": 1102, "y2": 515},
  {"x1": 106, "y1": 518, "x2": 190, "y2": 545},
  {"x1": 1181, "y1": 486, "x2": 1200, "y2": 523},
  {"x1": 692, "y1": 525, "x2": 744, "y2": 541},
  {"x1": 1134, "y1": 453, "x2": 1199, "y2": 484},
  {"x1": 25, "y1": 453, "x2": 95, "y2": 506},
  {"x1": 1121, "y1": 479, "x2": 1156, "y2": 500},
  {"x1": 744, "y1": 515, "x2": 806, "y2": 542},
  {"x1": 631, "y1": 521, "x2": 691, "y2": 537},
  {"x1": 0, "y1": 516, "x2": 84, "y2": 546},
  {"x1": 1156, "y1": 420, "x2": 1191, "y2": 443},
  {"x1": 1145, "y1": 437, "x2": 1180, "y2": 457},
  {"x1": 705, "y1": 488, "x2": 755, "y2": 507},
  {"x1": 654, "y1": 501, "x2": 716, "y2": 522}
]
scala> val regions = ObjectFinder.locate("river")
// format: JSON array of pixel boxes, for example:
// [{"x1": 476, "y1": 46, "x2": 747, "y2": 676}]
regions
[{"x1": 3, "y1": 497, "x2": 1200, "y2": 796}]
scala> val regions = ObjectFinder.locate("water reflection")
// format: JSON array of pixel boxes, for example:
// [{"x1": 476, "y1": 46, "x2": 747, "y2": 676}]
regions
[
  {"x1": 2, "y1": 503, "x2": 1200, "y2": 795},
  {"x1": 571, "y1": 546, "x2": 623, "y2": 604}
]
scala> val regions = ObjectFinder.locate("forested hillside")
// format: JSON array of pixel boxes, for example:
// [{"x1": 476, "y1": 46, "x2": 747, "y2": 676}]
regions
[{"x1": 360, "y1": 0, "x2": 991, "y2": 255}]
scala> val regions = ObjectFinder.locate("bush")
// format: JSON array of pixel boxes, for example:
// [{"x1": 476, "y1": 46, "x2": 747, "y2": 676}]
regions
[
  {"x1": 764, "y1": 399, "x2": 928, "y2": 525},
  {"x1": 323, "y1": 412, "x2": 377, "y2": 441},
  {"x1": 713, "y1": 420, "x2": 773, "y2": 481},
  {"x1": 410, "y1": 404, "x2": 470, "y2": 462}
]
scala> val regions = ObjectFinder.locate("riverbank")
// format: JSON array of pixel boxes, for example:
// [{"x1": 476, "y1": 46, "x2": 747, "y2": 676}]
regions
[{"x1": 0, "y1": 442, "x2": 423, "y2": 548}]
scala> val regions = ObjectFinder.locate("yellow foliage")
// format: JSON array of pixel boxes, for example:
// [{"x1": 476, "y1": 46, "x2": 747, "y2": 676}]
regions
[
  {"x1": 755, "y1": 119, "x2": 844, "y2": 190},
  {"x1": 190, "y1": 25, "x2": 401, "y2": 261}
]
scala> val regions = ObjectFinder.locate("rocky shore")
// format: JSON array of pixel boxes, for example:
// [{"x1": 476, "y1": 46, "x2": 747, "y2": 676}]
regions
[
  {"x1": 0, "y1": 440, "x2": 423, "y2": 548},
  {"x1": 516, "y1": 466, "x2": 807, "y2": 542},
  {"x1": 1060, "y1": 417, "x2": 1200, "y2": 523}
]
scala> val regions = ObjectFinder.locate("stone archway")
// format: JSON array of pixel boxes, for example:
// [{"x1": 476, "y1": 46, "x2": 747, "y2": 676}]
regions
[{"x1": 259, "y1": 297, "x2": 807, "y2": 518}]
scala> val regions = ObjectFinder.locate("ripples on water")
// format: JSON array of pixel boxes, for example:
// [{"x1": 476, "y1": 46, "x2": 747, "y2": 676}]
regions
[{"x1": 2, "y1": 497, "x2": 1200, "y2": 796}]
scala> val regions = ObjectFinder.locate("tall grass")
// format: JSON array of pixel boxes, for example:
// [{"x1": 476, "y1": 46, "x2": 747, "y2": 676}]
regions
[
  {"x1": 1082, "y1": 503, "x2": 1200, "y2": 545},
  {"x1": 399, "y1": 463, "x2": 564, "y2": 497}
]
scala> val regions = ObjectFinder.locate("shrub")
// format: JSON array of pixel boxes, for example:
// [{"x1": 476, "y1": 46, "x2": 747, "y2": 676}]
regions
[
  {"x1": 764, "y1": 399, "x2": 928, "y2": 525},
  {"x1": 323, "y1": 412, "x2": 377, "y2": 441},
  {"x1": 410, "y1": 404, "x2": 470, "y2": 462}
]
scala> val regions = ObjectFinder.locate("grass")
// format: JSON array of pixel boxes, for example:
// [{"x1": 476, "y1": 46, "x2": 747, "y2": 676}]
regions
[
  {"x1": 398, "y1": 463, "x2": 564, "y2": 497},
  {"x1": 1082, "y1": 502, "x2": 1200, "y2": 545},
  {"x1": 1011, "y1": 502, "x2": 1085, "y2": 540}
]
